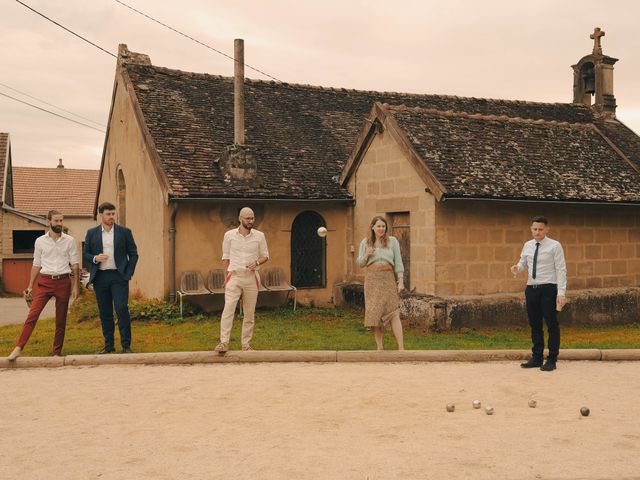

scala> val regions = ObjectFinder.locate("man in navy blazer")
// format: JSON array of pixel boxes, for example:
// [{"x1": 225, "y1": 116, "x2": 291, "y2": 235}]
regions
[{"x1": 84, "y1": 202, "x2": 139, "y2": 354}]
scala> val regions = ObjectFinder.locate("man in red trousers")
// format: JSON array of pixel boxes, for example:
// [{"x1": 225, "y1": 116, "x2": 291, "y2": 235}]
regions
[{"x1": 7, "y1": 210, "x2": 79, "y2": 360}]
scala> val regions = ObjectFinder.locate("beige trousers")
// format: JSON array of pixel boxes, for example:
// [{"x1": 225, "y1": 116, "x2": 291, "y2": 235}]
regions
[{"x1": 219, "y1": 270, "x2": 259, "y2": 346}]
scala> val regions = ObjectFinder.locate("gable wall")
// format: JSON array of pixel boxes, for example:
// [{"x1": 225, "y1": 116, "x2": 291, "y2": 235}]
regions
[
  {"x1": 434, "y1": 201, "x2": 640, "y2": 296},
  {"x1": 348, "y1": 129, "x2": 437, "y2": 294},
  {"x1": 98, "y1": 76, "x2": 168, "y2": 299}
]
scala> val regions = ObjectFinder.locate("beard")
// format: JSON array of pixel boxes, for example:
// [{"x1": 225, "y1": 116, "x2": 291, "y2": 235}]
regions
[{"x1": 51, "y1": 225, "x2": 63, "y2": 234}]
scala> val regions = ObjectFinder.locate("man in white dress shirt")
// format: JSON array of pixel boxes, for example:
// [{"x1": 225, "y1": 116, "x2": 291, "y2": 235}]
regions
[
  {"x1": 214, "y1": 207, "x2": 269, "y2": 353},
  {"x1": 7, "y1": 210, "x2": 79, "y2": 360},
  {"x1": 511, "y1": 216, "x2": 567, "y2": 371}
]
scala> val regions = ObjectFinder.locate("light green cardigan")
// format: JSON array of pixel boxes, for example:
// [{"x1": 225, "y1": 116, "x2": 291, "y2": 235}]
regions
[{"x1": 356, "y1": 236, "x2": 404, "y2": 275}]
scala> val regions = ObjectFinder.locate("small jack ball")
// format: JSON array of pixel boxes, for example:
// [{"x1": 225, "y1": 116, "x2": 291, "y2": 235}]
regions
[
  {"x1": 580, "y1": 407, "x2": 590, "y2": 417},
  {"x1": 472, "y1": 400, "x2": 481, "y2": 409},
  {"x1": 528, "y1": 399, "x2": 537, "y2": 408}
]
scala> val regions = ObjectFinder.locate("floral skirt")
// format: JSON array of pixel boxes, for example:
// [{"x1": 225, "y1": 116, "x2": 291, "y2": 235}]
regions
[{"x1": 364, "y1": 269, "x2": 400, "y2": 329}]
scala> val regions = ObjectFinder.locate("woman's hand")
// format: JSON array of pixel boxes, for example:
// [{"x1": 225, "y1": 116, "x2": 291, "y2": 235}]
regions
[
  {"x1": 365, "y1": 246, "x2": 375, "y2": 258},
  {"x1": 397, "y1": 278, "x2": 404, "y2": 293}
]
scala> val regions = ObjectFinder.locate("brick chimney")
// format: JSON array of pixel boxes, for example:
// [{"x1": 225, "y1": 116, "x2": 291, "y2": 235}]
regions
[{"x1": 57, "y1": 158, "x2": 64, "y2": 169}]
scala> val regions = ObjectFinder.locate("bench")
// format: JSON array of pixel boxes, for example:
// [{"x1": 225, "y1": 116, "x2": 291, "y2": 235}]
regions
[
  {"x1": 176, "y1": 267, "x2": 297, "y2": 316},
  {"x1": 260, "y1": 267, "x2": 297, "y2": 311},
  {"x1": 176, "y1": 270, "x2": 212, "y2": 316}
]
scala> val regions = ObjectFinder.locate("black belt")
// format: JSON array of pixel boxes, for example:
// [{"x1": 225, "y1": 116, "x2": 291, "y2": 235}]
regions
[
  {"x1": 527, "y1": 283, "x2": 556, "y2": 289},
  {"x1": 40, "y1": 273, "x2": 71, "y2": 280}
]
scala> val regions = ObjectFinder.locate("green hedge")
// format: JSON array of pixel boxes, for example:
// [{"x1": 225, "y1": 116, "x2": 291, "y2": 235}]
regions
[{"x1": 70, "y1": 289, "x2": 189, "y2": 323}]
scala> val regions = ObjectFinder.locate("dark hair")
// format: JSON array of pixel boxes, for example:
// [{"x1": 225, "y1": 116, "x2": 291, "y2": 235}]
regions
[
  {"x1": 98, "y1": 202, "x2": 116, "y2": 213},
  {"x1": 367, "y1": 216, "x2": 389, "y2": 248},
  {"x1": 47, "y1": 210, "x2": 62, "y2": 220},
  {"x1": 532, "y1": 215, "x2": 548, "y2": 225}
]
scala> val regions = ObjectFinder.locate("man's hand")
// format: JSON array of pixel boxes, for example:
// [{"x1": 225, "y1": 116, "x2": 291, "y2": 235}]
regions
[
  {"x1": 556, "y1": 295, "x2": 567, "y2": 311},
  {"x1": 70, "y1": 285, "x2": 79, "y2": 304},
  {"x1": 95, "y1": 253, "x2": 109, "y2": 263},
  {"x1": 510, "y1": 265, "x2": 519, "y2": 276}
]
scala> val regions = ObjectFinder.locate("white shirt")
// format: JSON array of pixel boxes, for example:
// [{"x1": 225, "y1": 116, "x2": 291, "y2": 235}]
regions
[
  {"x1": 99, "y1": 226, "x2": 118, "y2": 270},
  {"x1": 222, "y1": 228, "x2": 269, "y2": 272},
  {"x1": 32, "y1": 231, "x2": 79, "y2": 275},
  {"x1": 517, "y1": 236, "x2": 567, "y2": 296}
]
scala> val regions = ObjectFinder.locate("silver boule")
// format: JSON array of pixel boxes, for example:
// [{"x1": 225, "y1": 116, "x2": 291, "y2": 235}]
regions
[
  {"x1": 446, "y1": 403, "x2": 455, "y2": 412},
  {"x1": 484, "y1": 405, "x2": 494, "y2": 415},
  {"x1": 580, "y1": 406, "x2": 590, "y2": 417},
  {"x1": 528, "y1": 399, "x2": 537, "y2": 408},
  {"x1": 472, "y1": 400, "x2": 481, "y2": 409}
]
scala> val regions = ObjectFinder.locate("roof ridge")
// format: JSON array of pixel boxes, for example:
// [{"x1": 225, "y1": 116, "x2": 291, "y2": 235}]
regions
[
  {"x1": 382, "y1": 103, "x2": 592, "y2": 128},
  {"x1": 13, "y1": 166, "x2": 99, "y2": 172},
  {"x1": 128, "y1": 64, "x2": 591, "y2": 111}
]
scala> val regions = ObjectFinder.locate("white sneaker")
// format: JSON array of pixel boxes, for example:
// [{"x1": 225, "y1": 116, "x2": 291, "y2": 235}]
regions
[
  {"x1": 7, "y1": 346, "x2": 22, "y2": 361},
  {"x1": 241, "y1": 344, "x2": 254, "y2": 352}
]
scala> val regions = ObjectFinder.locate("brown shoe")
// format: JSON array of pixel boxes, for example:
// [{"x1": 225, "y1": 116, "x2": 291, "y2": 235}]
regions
[
  {"x1": 7, "y1": 346, "x2": 22, "y2": 361},
  {"x1": 214, "y1": 342, "x2": 229, "y2": 354},
  {"x1": 241, "y1": 344, "x2": 254, "y2": 352}
]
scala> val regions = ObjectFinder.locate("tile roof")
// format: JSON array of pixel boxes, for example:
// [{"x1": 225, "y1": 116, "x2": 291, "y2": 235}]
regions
[
  {"x1": 385, "y1": 105, "x2": 640, "y2": 203},
  {"x1": 124, "y1": 62, "x2": 601, "y2": 200},
  {"x1": 12, "y1": 166, "x2": 99, "y2": 217},
  {"x1": 0, "y1": 132, "x2": 8, "y2": 202}
]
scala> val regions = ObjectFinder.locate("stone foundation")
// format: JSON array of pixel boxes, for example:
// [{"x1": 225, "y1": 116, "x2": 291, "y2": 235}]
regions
[{"x1": 336, "y1": 283, "x2": 640, "y2": 331}]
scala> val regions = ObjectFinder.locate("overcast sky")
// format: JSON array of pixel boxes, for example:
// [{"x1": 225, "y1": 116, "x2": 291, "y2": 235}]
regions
[{"x1": 2, "y1": 0, "x2": 639, "y2": 170}]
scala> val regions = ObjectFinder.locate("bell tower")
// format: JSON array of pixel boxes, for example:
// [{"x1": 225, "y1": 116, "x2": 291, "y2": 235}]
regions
[{"x1": 572, "y1": 27, "x2": 618, "y2": 117}]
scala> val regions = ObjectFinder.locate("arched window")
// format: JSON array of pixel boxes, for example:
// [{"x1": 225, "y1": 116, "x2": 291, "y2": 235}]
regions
[
  {"x1": 117, "y1": 168, "x2": 126, "y2": 226},
  {"x1": 291, "y1": 211, "x2": 326, "y2": 288}
]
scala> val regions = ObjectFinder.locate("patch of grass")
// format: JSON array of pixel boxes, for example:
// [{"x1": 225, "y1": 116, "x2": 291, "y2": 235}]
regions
[{"x1": 2, "y1": 303, "x2": 640, "y2": 356}]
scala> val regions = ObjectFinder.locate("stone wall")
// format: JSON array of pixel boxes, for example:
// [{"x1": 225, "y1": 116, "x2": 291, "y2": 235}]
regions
[
  {"x1": 434, "y1": 200, "x2": 640, "y2": 297},
  {"x1": 337, "y1": 283, "x2": 640, "y2": 331}
]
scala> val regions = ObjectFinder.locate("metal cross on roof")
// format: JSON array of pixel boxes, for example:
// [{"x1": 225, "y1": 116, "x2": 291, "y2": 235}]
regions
[{"x1": 590, "y1": 27, "x2": 605, "y2": 55}]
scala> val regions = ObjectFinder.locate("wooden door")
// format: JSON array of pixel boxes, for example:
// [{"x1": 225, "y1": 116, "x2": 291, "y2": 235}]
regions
[{"x1": 390, "y1": 212, "x2": 410, "y2": 289}]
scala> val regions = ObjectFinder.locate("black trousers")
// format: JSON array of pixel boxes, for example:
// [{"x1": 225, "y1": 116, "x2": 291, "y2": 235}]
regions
[
  {"x1": 94, "y1": 270, "x2": 132, "y2": 349},
  {"x1": 525, "y1": 284, "x2": 560, "y2": 361}
]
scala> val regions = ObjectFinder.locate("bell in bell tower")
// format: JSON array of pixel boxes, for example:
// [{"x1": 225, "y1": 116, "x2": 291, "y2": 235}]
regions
[{"x1": 572, "y1": 27, "x2": 618, "y2": 117}]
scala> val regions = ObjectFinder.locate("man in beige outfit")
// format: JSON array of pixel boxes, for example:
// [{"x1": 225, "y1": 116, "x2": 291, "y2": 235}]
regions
[{"x1": 214, "y1": 207, "x2": 269, "y2": 353}]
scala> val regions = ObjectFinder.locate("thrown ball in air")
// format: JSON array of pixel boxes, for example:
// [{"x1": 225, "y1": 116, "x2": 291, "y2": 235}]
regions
[{"x1": 317, "y1": 227, "x2": 328, "y2": 237}]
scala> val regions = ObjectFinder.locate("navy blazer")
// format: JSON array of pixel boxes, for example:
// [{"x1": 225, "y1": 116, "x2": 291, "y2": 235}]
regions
[{"x1": 83, "y1": 224, "x2": 139, "y2": 285}]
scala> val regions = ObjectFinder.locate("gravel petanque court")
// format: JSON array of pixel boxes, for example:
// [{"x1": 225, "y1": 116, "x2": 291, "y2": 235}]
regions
[{"x1": 1, "y1": 361, "x2": 639, "y2": 479}]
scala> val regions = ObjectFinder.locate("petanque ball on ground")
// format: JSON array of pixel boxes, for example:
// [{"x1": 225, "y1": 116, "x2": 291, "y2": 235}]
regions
[
  {"x1": 317, "y1": 227, "x2": 328, "y2": 237},
  {"x1": 472, "y1": 400, "x2": 481, "y2": 409},
  {"x1": 528, "y1": 399, "x2": 537, "y2": 408},
  {"x1": 446, "y1": 403, "x2": 455, "y2": 412},
  {"x1": 485, "y1": 405, "x2": 494, "y2": 415},
  {"x1": 580, "y1": 407, "x2": 590, "y2": 417}
]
